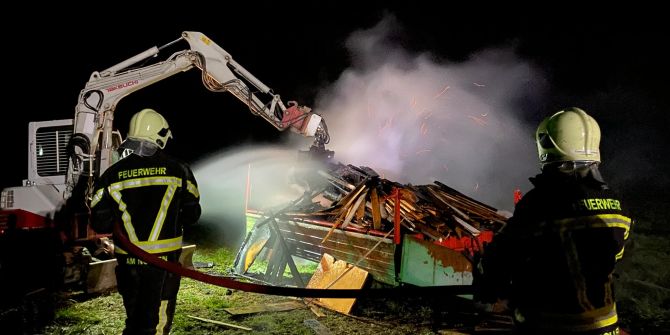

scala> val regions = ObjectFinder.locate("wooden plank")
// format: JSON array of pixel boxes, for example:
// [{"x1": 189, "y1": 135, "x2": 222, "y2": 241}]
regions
[
  {"x1": 306, "y1": 253, "x2": 369, "y2": 314},
  {"x1": 258, "y1": 218, "x2": 396, "y2": 284},
  {"x1": 341, "y1": 190, "x2": 367, "y2": 228},
  {"x1": 322, "y1": 255, "x2": 392, "y2": 283},
  {"x1": 273, "y1": 219, "x2": 397, "y2": 284},
  {"x1": 278, "y1": 220, "x2": 394, "y2": 251},
  {"x1": 317, "y1": 170, "x2": 355, "y2": 191},
  {"x1": 355, "y1": 194, "x2": 367, "y2": 223},
  {"x1": 292, "y1": 249, "x2": 322, "y2": 262},
  {"x1": 370, "y1": 188, "x2": 382, "y2": 230},
  {"x1": 306, "y1": 302, "x2": 326, "y2": 318},
  {"x1": 284, "y1": 238, "x2": 395, "y2": 283},
  {"x1": 224, "y1": 301, "x2": 305, "y2": 316},
  {"x1": 433, "y1": 181, "x2": 496, "y2": 211},
  {"x1": 277, "y1": 236, "x2": 395, "y2": 272},
  {"x1": 322, "y1": 228, "x2": 395, "y2": 290},
  {"x1": 284, "y1": 234, "x2": 394, "y2": 262},
  {"x1": 284, "y1": 234, "x2": 394, "y2": 269},
  {"x1": 321, "y1": 182, "x2": 369, "y2": 243},
  {"x1": 186, "y1": 315, "x2": 252, "y2": 331},
  {"x1": 277, "y1": 222, "x2": 395, "y2": 260}
]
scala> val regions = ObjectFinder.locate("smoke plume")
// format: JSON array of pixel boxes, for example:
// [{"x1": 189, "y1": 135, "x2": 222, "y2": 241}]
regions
[
  {"x1": 314, "y1": 16, "x2": 546, "y2": 210},
  {"x1": 193, "y1": 16, "x2": 548, "y2": 248}
]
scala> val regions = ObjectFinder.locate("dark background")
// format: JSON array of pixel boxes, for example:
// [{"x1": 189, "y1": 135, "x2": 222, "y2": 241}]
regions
[
  {"x1": 1, "y1": 3, "x2": 668, "y2": 219},
  {"x1": 1, "y1": 4, "x2": 668, "y2": 333}
]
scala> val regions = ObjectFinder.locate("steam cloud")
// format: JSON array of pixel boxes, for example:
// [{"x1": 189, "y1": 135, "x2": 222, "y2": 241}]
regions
[
  {"x1": 192, "y1": 146, "x2": 321, "y2": 248},
  {"x1": 193, "y1": 16, "x2": 548, "y2": 248},
  {"x1": 314, "y1": 16, "x2": 545, "y2": 210}
]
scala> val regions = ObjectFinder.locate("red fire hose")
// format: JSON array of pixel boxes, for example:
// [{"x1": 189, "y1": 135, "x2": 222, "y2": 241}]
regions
[{"x1": 113, "y1": 222, "x2": 474, "y2": 298}]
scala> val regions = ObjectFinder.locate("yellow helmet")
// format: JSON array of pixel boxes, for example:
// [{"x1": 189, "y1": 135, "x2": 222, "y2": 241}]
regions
[
  {"x1": 536, "y1": 107, "x2": 601, "y2": 165},
  {"x1": 127, "y1": 108, "x2": 172, "y2": 149}
]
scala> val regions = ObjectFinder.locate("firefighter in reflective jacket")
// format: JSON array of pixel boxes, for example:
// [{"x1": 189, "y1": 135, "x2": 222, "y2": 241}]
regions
[
  {"x1": 91, "y1": 108, "x2": 201, "y2": 335},
  {"x1": 479, "y1": 107, "x2": 632, "y2": 335}
]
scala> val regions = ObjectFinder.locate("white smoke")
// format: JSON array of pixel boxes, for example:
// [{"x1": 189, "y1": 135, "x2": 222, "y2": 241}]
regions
[
  {"x1": 193, "y1": 16, "x2": 548, "y2": 248},
  {"x1": 314, "y1": 16, "x2": 545, "y2": 210}
]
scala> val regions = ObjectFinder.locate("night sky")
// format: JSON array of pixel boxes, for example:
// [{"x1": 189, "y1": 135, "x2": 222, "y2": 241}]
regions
[{"x1": 2, "y1": 4, "x2": 668, "y2": 220}]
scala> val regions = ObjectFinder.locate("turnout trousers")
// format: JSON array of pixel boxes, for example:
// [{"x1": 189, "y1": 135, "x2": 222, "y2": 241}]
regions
[{"x1": 115, "y1": 256, "x2": 181, "y2": 335}]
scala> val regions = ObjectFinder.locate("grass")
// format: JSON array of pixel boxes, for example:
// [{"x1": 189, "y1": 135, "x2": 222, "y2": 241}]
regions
[
  {"x1": 47, "y1": 294, "x2": 125, "y2": 334},
  {"x1": 41, "y1": 247, "x2": 440, "y2": 335},
  {"x1": 615, "y1": 230, "x2": 670, "y2": 334},
  {"x1": 19, "y1": 213, "x2": 670, "y2": 334}
]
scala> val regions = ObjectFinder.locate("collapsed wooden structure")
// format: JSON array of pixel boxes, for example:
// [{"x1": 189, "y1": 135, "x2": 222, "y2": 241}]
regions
[{"x1": 233, "y1": 163, "x2": 508, "y2": 288}]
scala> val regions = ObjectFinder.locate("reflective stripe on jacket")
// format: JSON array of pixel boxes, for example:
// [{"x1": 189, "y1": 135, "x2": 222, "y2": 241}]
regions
[
  {"x1": 91, "y1": 149, "x2": 201, "y2": 255},
  {"x1": 481, "y1": 167, "x2": 631, "y2": 332}
]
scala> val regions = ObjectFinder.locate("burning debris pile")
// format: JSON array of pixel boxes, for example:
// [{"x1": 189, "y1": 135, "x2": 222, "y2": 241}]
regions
[
  {"x1": 286, "y1": 162, "x2": 508, "y2": 252},
  {"x1": 235, "y1": 161, "x2": 508, "y2": 288}
]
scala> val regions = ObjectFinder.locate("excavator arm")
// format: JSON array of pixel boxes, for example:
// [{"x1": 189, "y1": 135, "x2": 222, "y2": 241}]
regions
[{"x1": 68, "y1": 31, "x2": 330, "y2": 197}]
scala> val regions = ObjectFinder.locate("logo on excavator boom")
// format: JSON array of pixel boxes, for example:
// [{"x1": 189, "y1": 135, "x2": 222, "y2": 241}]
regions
[{"x1": 106, "y1": 80, "x2": 139, "y2": 93}]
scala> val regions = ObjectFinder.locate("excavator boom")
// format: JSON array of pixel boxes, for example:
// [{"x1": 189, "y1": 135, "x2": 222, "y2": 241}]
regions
[{"x1": 68, "y1": 31, "x2": 330, "y2": 199}]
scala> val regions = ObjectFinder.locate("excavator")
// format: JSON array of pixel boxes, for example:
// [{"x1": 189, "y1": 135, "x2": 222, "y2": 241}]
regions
[
  {"x1": 0, "y1": 31, "x2": 511, "y2": 334},
  {"x1": 0, "y1": 31, "x2": 331, "y2": 297}
]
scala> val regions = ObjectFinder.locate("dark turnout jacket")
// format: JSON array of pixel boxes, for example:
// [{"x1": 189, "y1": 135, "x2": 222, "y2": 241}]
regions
[
  {"x1": 480, "y1": 166, "x2": 631, "y2": 333},
  {"x1": 91, "y1": 148, "x2": 201, "y2": 256}
]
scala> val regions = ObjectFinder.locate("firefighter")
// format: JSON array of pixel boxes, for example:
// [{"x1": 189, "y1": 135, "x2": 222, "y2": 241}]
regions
[
  {"x1": 478, "y1": 107, "x2": 632, "y2": 335},
  {"x1": 91, "y1": 108, "x2": 201, "y2": 335}
]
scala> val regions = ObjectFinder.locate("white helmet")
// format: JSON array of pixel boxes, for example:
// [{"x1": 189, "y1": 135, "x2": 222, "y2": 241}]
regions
[
  {"x1": 127, "y1": 108, "x2": 172, "y2": 149},
  {"x1": 536, "y1": 107, "x2": 601, "y2": 165}
]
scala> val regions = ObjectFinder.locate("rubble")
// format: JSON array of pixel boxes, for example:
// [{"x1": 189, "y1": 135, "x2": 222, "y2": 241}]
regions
[
  {"x1": 286, "y1": 162, "x2": 507, "y2": 254},
  {"x1": 234, "y1": 161, "x2": 508, "y2": 288}
]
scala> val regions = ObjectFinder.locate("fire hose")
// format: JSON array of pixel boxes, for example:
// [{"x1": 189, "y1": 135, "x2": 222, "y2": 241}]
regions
[{"x1": 113, "y1": 221, "x2": 475, "y2": 298}]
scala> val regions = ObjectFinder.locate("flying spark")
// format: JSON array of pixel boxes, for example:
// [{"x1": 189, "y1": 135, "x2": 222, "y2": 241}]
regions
[
  {"x1": 433, "y1": 85, "x2": 450, "y2": 99},
  {"x1": 420, "y1": 122, "x2": 429, "y2": 135},
  {"x1": 468, "y1": 115, "x2": 488, "y2": 126}
]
